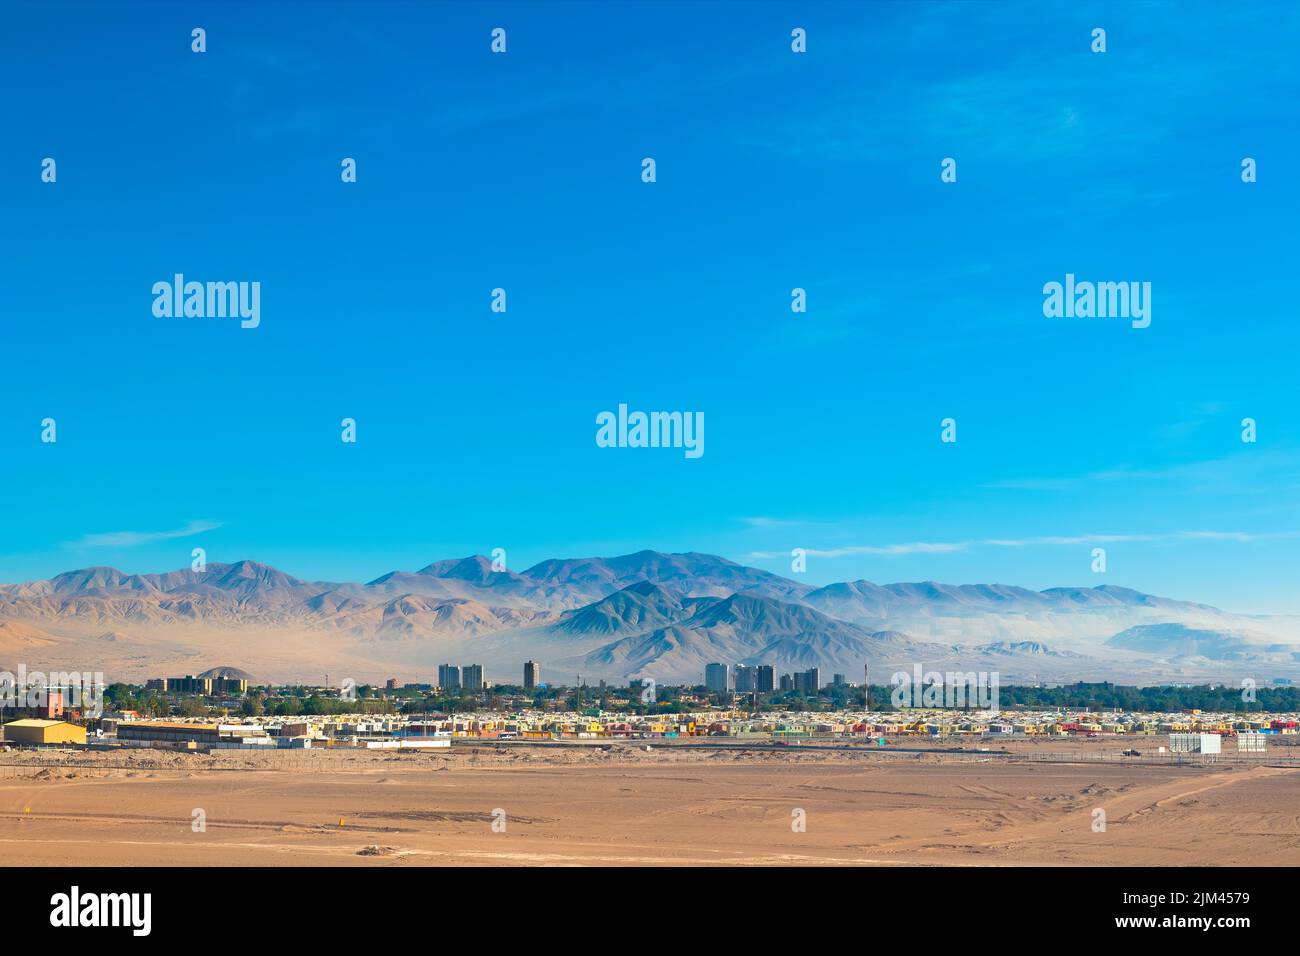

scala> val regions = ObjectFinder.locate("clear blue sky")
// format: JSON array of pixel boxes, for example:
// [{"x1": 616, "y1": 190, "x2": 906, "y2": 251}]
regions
[{"x1": 1, "y1": 1, "x2": 1298, "y2": 613}]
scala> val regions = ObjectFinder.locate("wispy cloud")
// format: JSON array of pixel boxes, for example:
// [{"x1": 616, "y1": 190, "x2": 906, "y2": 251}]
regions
[
  {"x1": 67, "y1": 520, "x2": 222, "y2": 550},
  {"x1": 742, "y1": 0, "x2": 1298, "y2": 193},
  {"x1": 739, "y1": 516, "x2": 807, "y2": 529},
  {"x1": 749, "y1": 529, "x2": 1300, "y2": 560},
  {"x1": 985, "y1": 449, "x2": 1300, "y2": 495}
]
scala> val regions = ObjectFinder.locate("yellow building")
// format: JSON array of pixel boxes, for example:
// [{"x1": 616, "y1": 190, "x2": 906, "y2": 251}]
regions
[{"x1": 2, "y1": 719, "x2": 87, "y2": 746}]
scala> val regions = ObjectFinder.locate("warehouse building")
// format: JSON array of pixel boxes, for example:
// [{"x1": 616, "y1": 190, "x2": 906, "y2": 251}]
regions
[
  {"x1": 1, "y1": 718, "x2": 87, "y2": 746},
  {"x1": 118, "y1": 721, "x2": 278, "y2": 749},
  {"x1": 117, "y1": 722, "x2": 223, "y2": 747}
]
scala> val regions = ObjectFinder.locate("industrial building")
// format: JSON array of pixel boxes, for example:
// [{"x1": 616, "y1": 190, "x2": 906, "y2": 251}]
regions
[
  {"x1": 2, "y1": 719, "x2": 87, "y2": 746},
  {"x1": 116, "y1": 721, "x2": 270, "y2": 748},
  {"x1": 117, "y1": 722, "x2": 224, "y2": 747}
]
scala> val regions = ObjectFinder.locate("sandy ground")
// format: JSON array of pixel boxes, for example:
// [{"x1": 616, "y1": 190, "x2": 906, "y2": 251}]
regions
[{"x1": 0, "y1": 742, "x2": 1296, "y2": 866}]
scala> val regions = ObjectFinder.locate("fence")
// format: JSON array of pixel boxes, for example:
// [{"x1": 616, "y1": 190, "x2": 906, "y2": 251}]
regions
[
  {"x1": 0, "y1": 739, "x2": 1295, "y2": 774},
  {"x1": 0, "y1": 748, "x2": 450, "y2": 775}
]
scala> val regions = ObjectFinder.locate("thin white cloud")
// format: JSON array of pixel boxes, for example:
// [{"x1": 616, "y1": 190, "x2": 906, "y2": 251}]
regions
[
  {"x1": 748, "y1": 529, "x2": 1300, "y2": 560},
  {"x1": 985, "y1": 449, "x2": 1300, "y2": 495},
  {"x1": 739, "y1": 516, "x2": 807, "y2": 529},
  {"x1": 68, "y1": 520, "x2": 222, "y2": 549}
]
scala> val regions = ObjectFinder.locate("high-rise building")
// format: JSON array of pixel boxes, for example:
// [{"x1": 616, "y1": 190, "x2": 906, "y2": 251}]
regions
[
  {"x1": 704, "y1": 663, "x2": 731, "y2": 694},
  {"x1": 524, "y1": 660, "x2": 540, "y2": 691},
  {"x1": 756, "y1": 664, "x2": 775, "y2": 693},
  {"x1": 463, "y1": 664, "x2": 485, "y2": 692},
  {"x1": 833, "y1": 674, "x2": 846, "y2": 687},
  {"x1": 734, "y1": 665, "x2": 756, "y2": 693},
  {"x1": 779, "y1": 673, "x2": 793, "y2": 692},
  {"x1": 794, "y1": 668, "x2": 822, "y2": 694},
  {"x1": 438, "y1": 664, "x2": 461, "y2": 692}
]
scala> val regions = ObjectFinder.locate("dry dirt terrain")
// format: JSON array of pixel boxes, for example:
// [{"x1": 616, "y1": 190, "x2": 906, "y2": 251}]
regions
[{"x1": 0, "y1": 743, "x2": 1296, "y2": 866}]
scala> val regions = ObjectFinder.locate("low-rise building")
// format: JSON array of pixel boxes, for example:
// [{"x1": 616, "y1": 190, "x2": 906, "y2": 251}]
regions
[
  {"x1": 2, "y1": 718, "x2": 87, "y2": 746},
  {"x1": 117, "y1": 721, "x2": 222, "y2": 747}
]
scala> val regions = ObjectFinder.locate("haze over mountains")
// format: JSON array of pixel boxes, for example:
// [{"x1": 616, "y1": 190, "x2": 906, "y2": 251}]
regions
[{"x1": 1, "y1": 550, "x2": 1297, "y2": 685}]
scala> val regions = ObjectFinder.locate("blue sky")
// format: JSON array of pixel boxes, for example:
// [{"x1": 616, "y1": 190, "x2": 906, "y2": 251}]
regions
[{"x1": 1, "y1": 1, "x2": 1298, "y2": 612}]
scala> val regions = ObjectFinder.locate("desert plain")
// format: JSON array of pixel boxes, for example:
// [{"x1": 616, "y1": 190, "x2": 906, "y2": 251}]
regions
[{"x1": 1, "y1": 739, "x2": 1297, "y2": 866}]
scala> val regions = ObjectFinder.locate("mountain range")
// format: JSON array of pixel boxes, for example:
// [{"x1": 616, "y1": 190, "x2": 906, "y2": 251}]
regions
[{"x1": 1, "y1": 550, "x2": 1297, "y2": 686}]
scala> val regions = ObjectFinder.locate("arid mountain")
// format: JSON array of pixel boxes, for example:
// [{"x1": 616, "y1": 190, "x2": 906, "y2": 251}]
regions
[
  {"x1": 0, "y1": 620, "x2": 58, "y2": 652},
  {"x1": 549, "y1": 582, "x2": 713, "y2": 637},
  {"x1": 357, "y1": 550, "x2": 808, "y2": 613},
  {"x1": 522, "y1": 550, "x2": 812, "y2": 603},
  {"x1": 801, "y1": 578, "x2": 1243, "y2": 648},
  {"x1": 1105, "y1": 623, "x2": 1300, "y2": 664},
  {"x1": 974, "y1": 641, "x2": 1083, "y2": 659},
  {"x1": 0, "y1": 551, "x2": 1297, "y2": 684},
  {"x1": 197, "y1": 665, "x2": 255, "y2": 682},
  {"x1": 559, "y1": 594, "x2": 941, "y2": 682}
]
